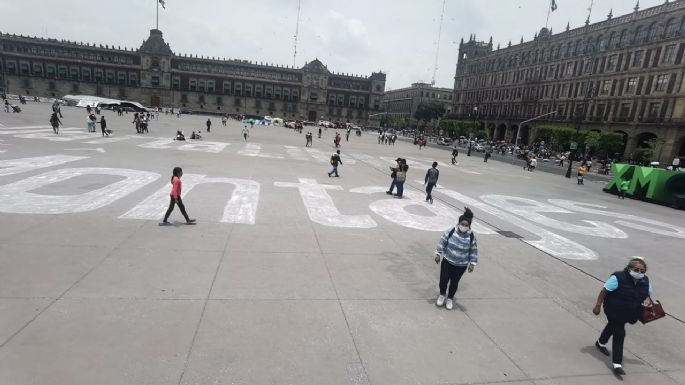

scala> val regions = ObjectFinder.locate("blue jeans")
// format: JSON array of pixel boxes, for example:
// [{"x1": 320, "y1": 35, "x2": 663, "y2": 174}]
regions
[
  {"x1": 395, "y1": 181, "x2": 404, "y2": 197},
  {"x1": 328, "y1": 166, "x2": 338, "y2": 177}
]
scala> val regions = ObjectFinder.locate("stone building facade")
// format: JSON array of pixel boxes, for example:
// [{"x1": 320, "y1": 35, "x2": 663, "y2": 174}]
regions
[
  {"x1": 453, "y1": 0, "x2": 685, "y2": 163},
  {"x1": 0, "y1": 29, "x2": 385, "y2": 124},
  {"x1": 384, "y1": 82, "x2": 454, "y2": 121}
]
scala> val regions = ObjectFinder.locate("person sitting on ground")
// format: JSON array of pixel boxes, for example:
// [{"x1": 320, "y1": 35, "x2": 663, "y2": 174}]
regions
[{"x1": 175, "y1": 130, "x2": 186, "y2": 141}]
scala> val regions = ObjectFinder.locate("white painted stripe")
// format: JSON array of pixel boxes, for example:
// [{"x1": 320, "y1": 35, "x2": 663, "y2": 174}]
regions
[
  {"x1": 284, "y1": 145, "x2": 309, "y2": 160},
  {"x1": 178, "y1": 141, "x2": 230, "y2": 154},
  {"x1": 238, "y1": 143, "x2": 284, "y2": 158}
]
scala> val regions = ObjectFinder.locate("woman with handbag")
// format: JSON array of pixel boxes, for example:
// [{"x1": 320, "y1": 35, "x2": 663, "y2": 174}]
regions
[{"x1": 592, "y1": 257, "x2": 653, "y2": 375}]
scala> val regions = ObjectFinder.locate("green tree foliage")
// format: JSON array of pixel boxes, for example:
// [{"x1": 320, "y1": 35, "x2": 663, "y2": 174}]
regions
[
  {"x1": 533, "y1": 126, "x2": 626, "y2": 156},
  {"x1": 632, "y1": 148, "x2": 653, "y2": 165},
  {"x1": 414, "y1": 101, "x2": 446, "y2": 123},
  {"x1": 438, "y1": 119, "x2": 478, "y2": 138}
]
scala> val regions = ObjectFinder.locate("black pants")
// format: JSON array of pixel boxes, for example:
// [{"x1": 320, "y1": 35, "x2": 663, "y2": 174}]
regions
[
  {"x1": 164, "y1": 196, "x2": 190, "y2": 222},
  {"x1": 426, "y1": 182, "x2": 436, "y2": 201},
  {"x1": 599, "y1": 317, "x2": 628, "y2": 364},
  {"x1": 439, "y1": 259, "x2": 467, "y2": 299}
]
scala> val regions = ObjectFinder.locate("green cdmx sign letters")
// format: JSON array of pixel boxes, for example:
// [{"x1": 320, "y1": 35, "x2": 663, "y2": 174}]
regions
[{"x1": 604, "y1": 164, "x2": 685, "y2": 208}]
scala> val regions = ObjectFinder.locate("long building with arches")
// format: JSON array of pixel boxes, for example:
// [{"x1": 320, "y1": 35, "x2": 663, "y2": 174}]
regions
[
  {"x1": 453, "y1": 0, "x2": 685, "y2": 164},
  {"x1": 0, "y1": 29, "x2": 386, "y2": 124}
]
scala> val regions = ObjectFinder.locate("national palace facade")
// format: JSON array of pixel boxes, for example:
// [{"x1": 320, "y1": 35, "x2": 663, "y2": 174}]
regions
[
  {"x1": 0, "y1": 29, "x2": 386, "y2": 124},
  {"x1": 453, "y1": 0, "x2": 685, "y2": 163}
]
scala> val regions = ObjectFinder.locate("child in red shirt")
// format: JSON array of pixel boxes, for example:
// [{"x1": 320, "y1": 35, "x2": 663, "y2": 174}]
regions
[{"x1": 162, "y1": 167, "x2": 196, "y2": 224}]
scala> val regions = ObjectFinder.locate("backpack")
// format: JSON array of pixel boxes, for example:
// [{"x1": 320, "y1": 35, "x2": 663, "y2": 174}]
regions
[{"x1": 446, "y1": 227, "x2": 475, "y2": 262}]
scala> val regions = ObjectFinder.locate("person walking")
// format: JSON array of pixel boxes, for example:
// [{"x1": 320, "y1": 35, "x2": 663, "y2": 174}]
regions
[
  {"x1": 328, "y1": 150, "x2": 343, "y2": 177},
  {"x1": 162, "y1": 167, "x2": 196, "y2": 225},
  {"x1": 424, "y1": 162, "x2": 439, "y2": 204},
  {"x1": 577, "y1": 164, "x2": 587, "y2": 185},
  {"x1": 318, "y1": 127, "x2": 322, "y2": 138},
  {"x1": 451, "y1": 147, "x2": 459, "y2": 165},
  {"x1": 618, "y1": 179, "x2": 630, "y2": 199},
  {"x1": 221, "y1": 115, "x2": 227, "y2": 126},
  {"x1": 386, "y1": 158, "x2": 402, "y2": 195},
  {"x1": 49, "y1": 112, "x2": 62, "y2": 134},
  {"x1": 206, "y1": 118, "x2": 212, "y2": 133},
  {"x1": 593, "y1": 257, "x2": 653, "y2": 375},
  {"x1": 99, "y1": 115, "x2": 109, "y2": 137},
  {"x1": 241, "y1": 126, "x2": 249, "y2": 141},
  {"x1": 346, "y1": 127, "x2": 351, "y2": 142},
  {"x1": 305, "y1": 131, "x2": 313, "y2": 147},
  {"x1": 434, "y1": 208, "x2": 478, "y2": 310}
]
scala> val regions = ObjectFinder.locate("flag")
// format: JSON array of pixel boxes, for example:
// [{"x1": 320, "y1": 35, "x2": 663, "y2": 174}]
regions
[
  {"x1": 159, "y1": 0, "x2": 165, "y2": 9},
  {"x1": 550, "y1": 0, "x2": 557, "y2": 11}
]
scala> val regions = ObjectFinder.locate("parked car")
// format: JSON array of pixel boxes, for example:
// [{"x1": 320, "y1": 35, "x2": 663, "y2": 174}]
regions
[
  {"x1": 437, "y1": 137, "x2": 452, "y2": 146},
  {"x1": 473, "y1": 143, "x2": 485, "y2": 152},
  {"x1": 179, "y1": 107, "x2": 193, "y2": 114}
]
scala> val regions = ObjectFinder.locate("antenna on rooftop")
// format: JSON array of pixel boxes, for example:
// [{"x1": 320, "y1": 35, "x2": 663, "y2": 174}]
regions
[
  {"x1": 293, "y1": 0, "x2": 302, "y2": 67},
  {"x1": 431, "y1": 0, "x2": 446, "y2": 86}
]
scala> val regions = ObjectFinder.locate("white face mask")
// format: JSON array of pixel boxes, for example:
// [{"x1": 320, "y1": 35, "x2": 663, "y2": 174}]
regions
[
  {"x1": 457, "y1": 225, "x2": 470, "y2": 234},
  {"x1": 629, "y1": 270, "x2": 645, "y2": 280}
]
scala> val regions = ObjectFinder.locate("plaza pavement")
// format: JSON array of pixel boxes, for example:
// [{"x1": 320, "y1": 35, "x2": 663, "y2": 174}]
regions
[{"x1": 0, "y1": 102, "x2": 684, "y2": 385}]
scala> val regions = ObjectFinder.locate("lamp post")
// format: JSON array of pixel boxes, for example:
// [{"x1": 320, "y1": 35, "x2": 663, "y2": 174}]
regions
[
  {"x1": 467, "y1": 106, "x2": 478, "y2": 156},
  {"x1": 514, "y1": 110, "x2": 558, "y2": 162}
]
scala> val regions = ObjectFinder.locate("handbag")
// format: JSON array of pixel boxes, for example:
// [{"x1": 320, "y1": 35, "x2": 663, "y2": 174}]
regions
[{"x1": 640, "y1": 298, "x2": 666, "y2": 324}]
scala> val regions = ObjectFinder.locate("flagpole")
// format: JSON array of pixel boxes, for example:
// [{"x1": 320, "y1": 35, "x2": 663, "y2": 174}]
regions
[
  {"x1": 156, "y1": 0, "x2": 159, "y2": 30},
  {"x1": 545, "y1": 0, "x2": 552, "y2": 28}
]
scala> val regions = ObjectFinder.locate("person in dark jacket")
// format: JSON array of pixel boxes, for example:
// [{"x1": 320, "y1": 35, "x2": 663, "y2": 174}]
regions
[
  {"x1": 328, "y1": 150, "x2": 342, "y2": 177},
  {"x1": 593, "y1": 257, "x2": 653, "y2": 375},
  {"x1": 424, "y1": 161, "x2": 439, "y2": 204},
  {"x1": 99, "y1": 116, "x2": 109, "y2": 136}
]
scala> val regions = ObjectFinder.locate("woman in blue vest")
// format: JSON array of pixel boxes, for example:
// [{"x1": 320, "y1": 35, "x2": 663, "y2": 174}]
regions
[{"x1": 592, "y1": 257, "x2": 652, "y2": 375}]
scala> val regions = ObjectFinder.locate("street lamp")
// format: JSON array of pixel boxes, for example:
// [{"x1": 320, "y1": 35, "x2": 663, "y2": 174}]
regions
[{"x1": 467, "y1": 106, "x2": 478, "y2": 156}]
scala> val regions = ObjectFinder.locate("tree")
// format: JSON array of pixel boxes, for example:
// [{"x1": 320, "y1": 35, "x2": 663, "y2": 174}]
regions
[
  {"x1": 414, "y1": 101, "x2": 446, "y2": 123},
  {"x1": 597, "y1": 132, "x2": 625, "y2": 159},
  {"x1": 646, "y1": 138, "x2": 667, "y2": 161}
]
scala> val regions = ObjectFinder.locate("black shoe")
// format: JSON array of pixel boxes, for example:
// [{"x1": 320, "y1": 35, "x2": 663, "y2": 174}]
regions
[
  {"x1": 613, "y1": 366, "x2": 625, "y2": 375},
  {"x1": 186, "y1": 219, "x2": 196, "y2": 224},
  {"x1": 595, "y1": 341, "x2": 610, "y2": 356},
  {"x1": 386, "y1": 191, "x2": 393, "y2": 195},
  {"x1": 430, "y1": 198, "x2": 433, "y2": 204}
]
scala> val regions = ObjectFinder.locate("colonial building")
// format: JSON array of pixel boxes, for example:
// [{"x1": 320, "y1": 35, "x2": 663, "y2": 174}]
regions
[
  {"x1": 384, "y1": 82, "x2": 453, "y2": 121},
  {"x1": 0, "y1": 29, "x2": 385, "y2": 123},
  {"x1": 453, "y1": 0, "x2": 685, "y2": 163}
]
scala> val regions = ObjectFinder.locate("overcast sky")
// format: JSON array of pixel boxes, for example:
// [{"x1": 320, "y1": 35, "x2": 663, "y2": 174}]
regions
[{"x1": 1, "y1": 0, "x2": 664, "y2": 89}]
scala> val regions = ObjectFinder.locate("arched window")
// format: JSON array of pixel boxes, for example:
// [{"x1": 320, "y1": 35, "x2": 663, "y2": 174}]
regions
[
  {"x1": 680, "y1": 16, "x2": 685, "y2": 35},
  {"x1": 574, "y1": 39, "x2": 582, "y2": 55},
  {"x1": 666, "y1": 18, "x2": 678, "y2": 37},
  {"x1": 620, "y1": 29, "x2": 629, "y2": 46},
  {"x1": 565, "y1": 42, "x2": 572, "y2": 57},
  {"x1": 608, "y1": 31, "x2": 618, "y2": 49},
  {"x1": 635, "y1": 26, "x2": 647, "y2": 43},
  {"x1": 598, "y1": 34, "x2": 607, "y2": 50},
  {"x1": 647, "y1": 22, "x2": 658, "y2": 41}
]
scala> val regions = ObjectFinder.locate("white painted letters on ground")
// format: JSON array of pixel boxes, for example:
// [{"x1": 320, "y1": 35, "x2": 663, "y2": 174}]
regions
[
  {"x1": 351, "y1": 186, "x2": 496, "y2": 234},
  {"x1": 0, "y1": 155, "x2": 88, "y2": 177},
  {"x1": 481, "y1": 195, "x2": 627, "y2": 238},
  {"x1": 437, "y1": 189, "x2": 598, "y2": 260},
  {"x1": 548, "y1": 199, "x2": 685, "y2": 239},
  {"x1": 0, "y1": 168, "x2": 159, "y2": 214},
  {"x1": 275, "y1": 178, "x2": 375, "y2": 228},
  {"x1": 120, "y1": 174, "x2": 259, "y2": 224}
]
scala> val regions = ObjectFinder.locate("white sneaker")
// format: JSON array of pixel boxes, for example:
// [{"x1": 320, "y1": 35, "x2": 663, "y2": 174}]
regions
[
  {"x1": 436, "y1": 295, "x2": 445, "y2": 307},
  {"x1": 446, "y1": 298, "x2": 454, "y2": 310}
]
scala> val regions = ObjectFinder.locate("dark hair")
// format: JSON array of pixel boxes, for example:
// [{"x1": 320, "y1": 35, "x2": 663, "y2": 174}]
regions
[
  {"x1": 458, "y1": 207, "x2": 474, "y2": 226},
  {"x1": 432, "y1": 161, "x2": 438, "y2": 167},
  {"x1": 625, "y1": 257, "x2": 647, "y2": 272},
  {"x1": 171, "y1": 167, "x2": 182, "y2": 183}
]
